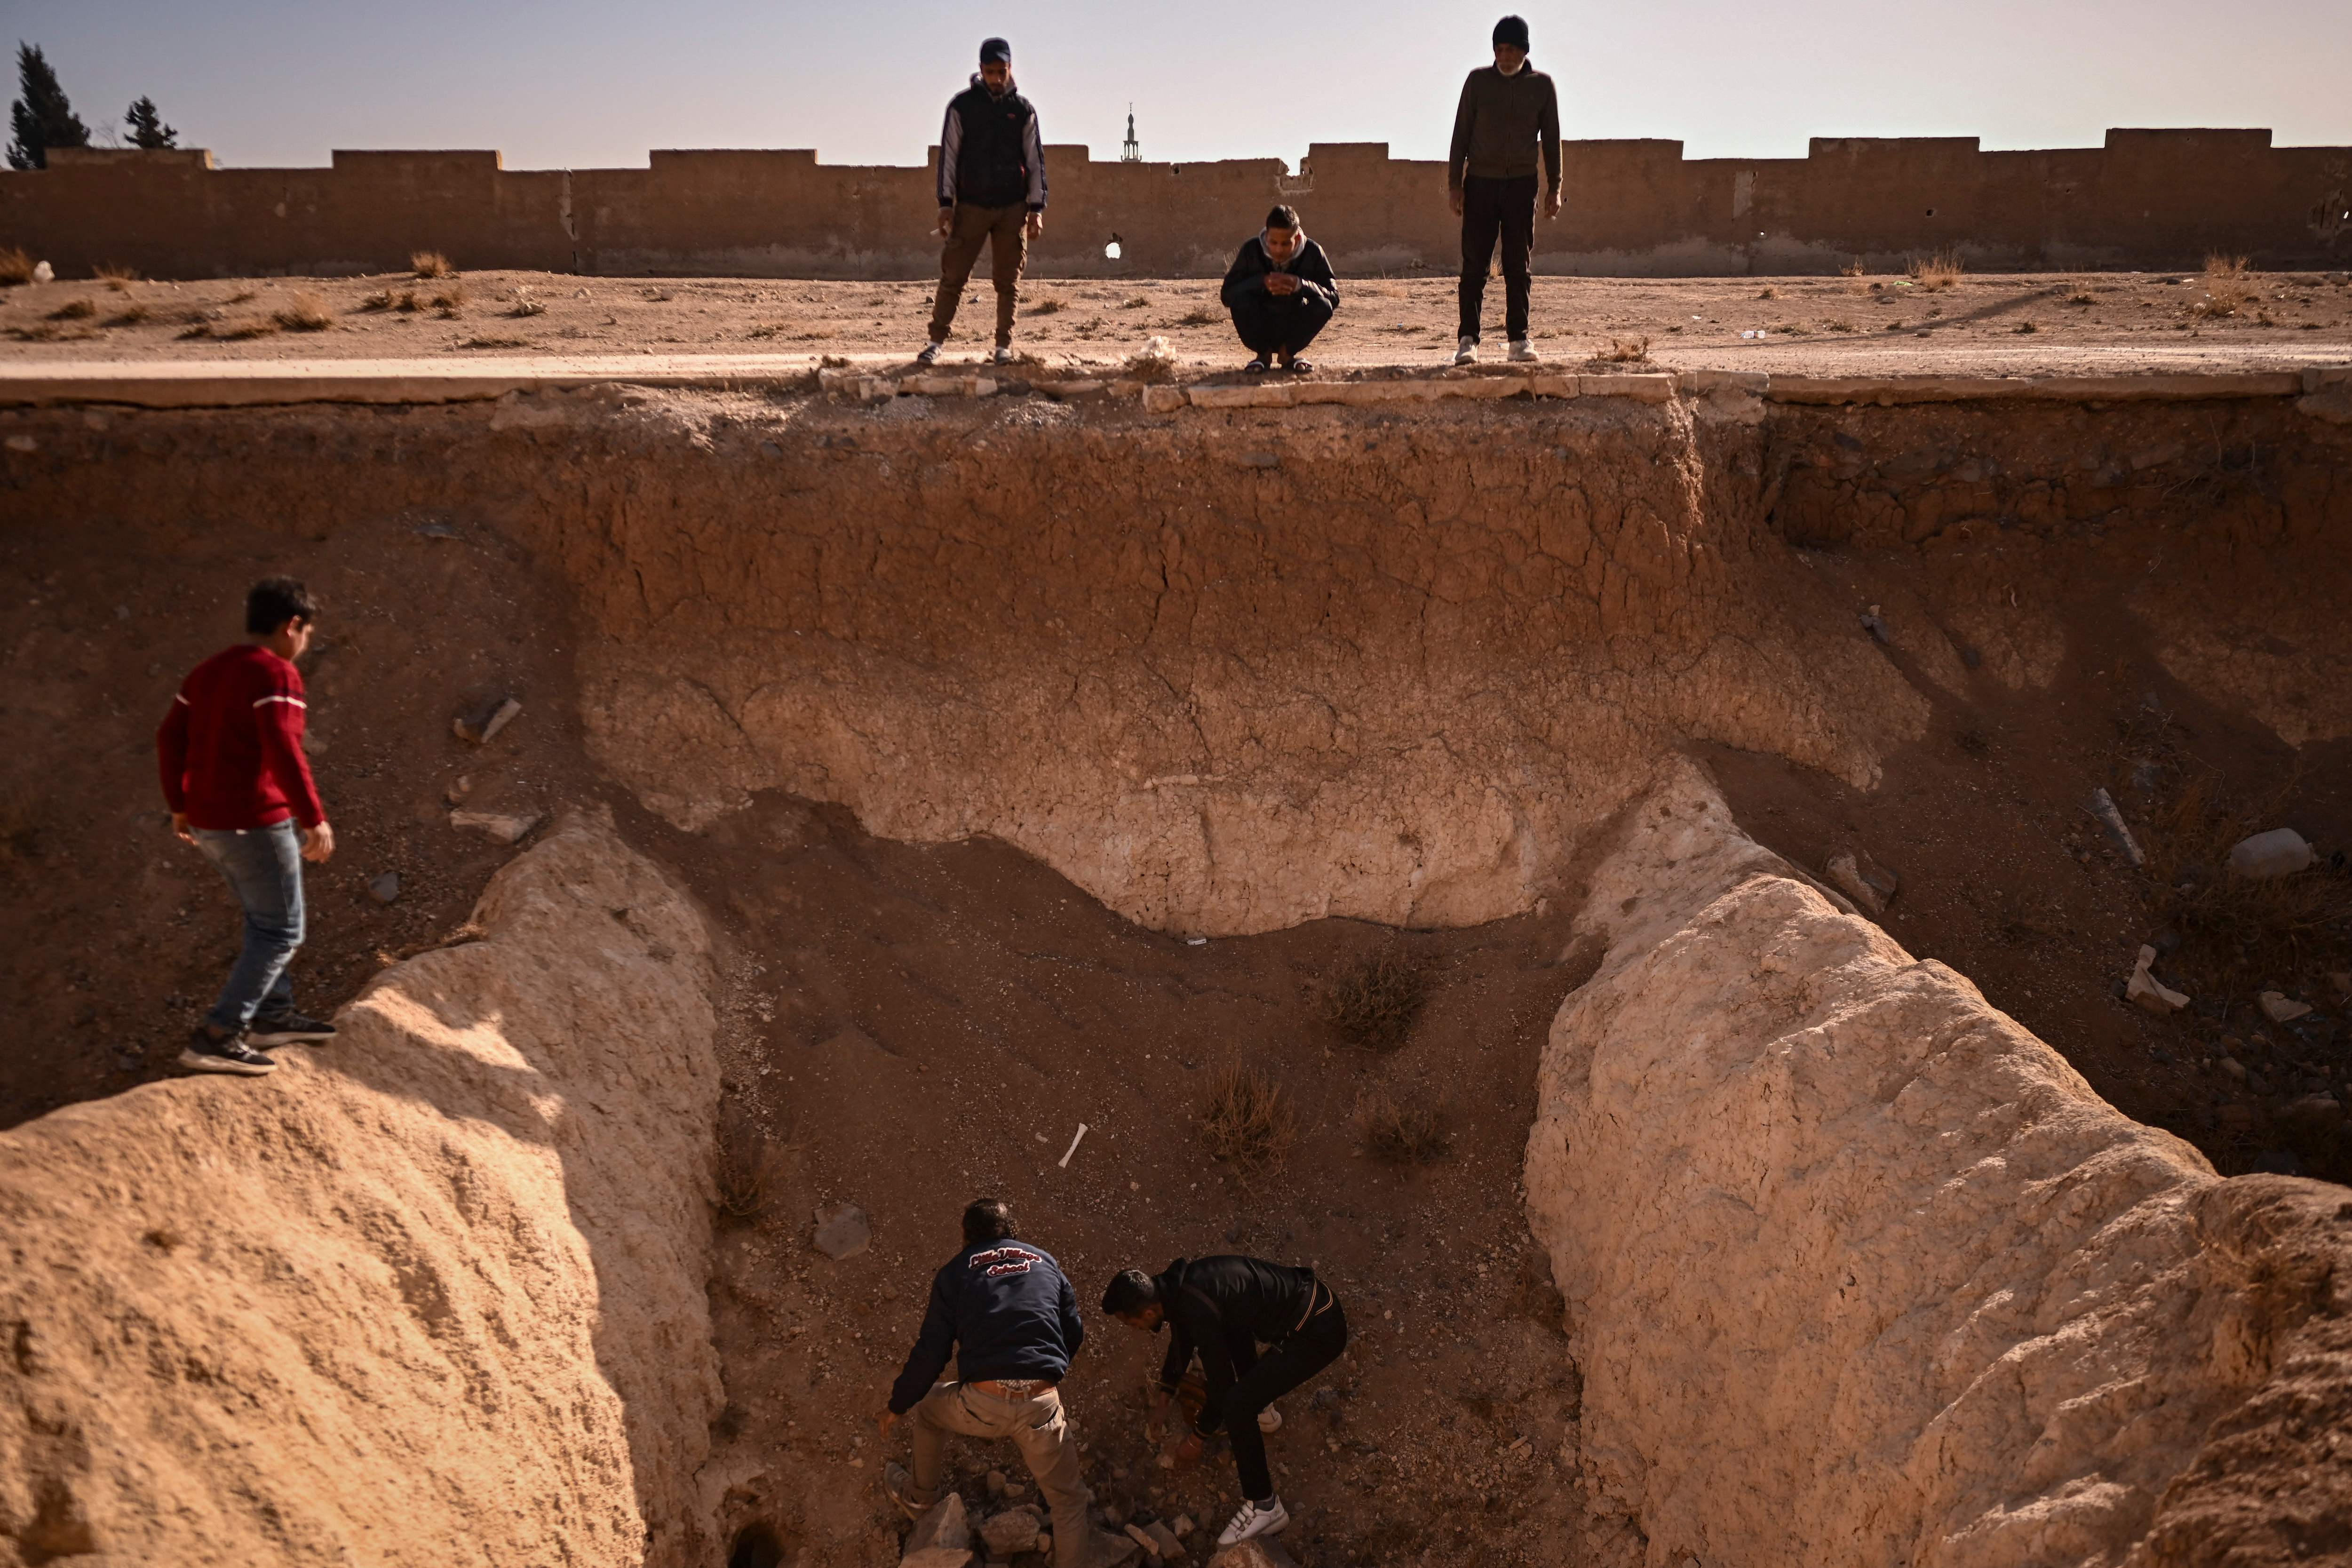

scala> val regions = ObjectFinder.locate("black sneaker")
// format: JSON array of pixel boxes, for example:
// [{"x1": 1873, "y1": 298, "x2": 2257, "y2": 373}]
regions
[
  {"x1": 178, "y1": 1027, "x2": 277, "y2": 1076},
  {"x1": 248, "y1": 1009, "x2": 337, "y2": 1046}
]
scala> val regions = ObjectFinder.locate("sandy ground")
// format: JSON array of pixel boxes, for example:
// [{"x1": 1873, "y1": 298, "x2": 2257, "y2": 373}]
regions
[{"x1": 3, "y1": 267, "x2": 2348, "y2": 377}]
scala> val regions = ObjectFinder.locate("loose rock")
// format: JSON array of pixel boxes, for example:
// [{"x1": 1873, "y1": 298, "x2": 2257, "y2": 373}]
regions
[
  {"x1": 450, "y1": 809, "x2": 540, "y2": 845},
  {"x1": 1207, "y1": 1542, "x2": 1296, "y2": 1568},
  {"x1": 2225, "y1": 828, "x2": 2313, "y2": 880},
  {"x1": 2087, "y1": 788, "x2": 2145, "y2": 867},
  {"x1": 367, "y1": 871, "x2": 401, "y2": 905},
  {"x1": 812, "y1": 1201, "x2": 872, "y2": 1260},
  {"x1": 454, "y1": 695, "x2": 525, "y2": 745},
  {"x1": 978, "y1": 1505, "x2": 1040, "y2": 1557},
  {"x1": 903, "y1": 1493, "x2": 972, "y2": 1568},
  {"x1": 1823, "y1": 846, "x2": 1899, "y2": 916}
]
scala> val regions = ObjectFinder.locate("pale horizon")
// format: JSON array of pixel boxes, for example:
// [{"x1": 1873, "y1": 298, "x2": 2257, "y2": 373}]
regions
[{"x1": 6, "y1": 0, "x2": 2348, "y2": 174}]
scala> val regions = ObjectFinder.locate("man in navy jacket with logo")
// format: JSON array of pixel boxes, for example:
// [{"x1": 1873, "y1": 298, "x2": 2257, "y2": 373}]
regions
[{"x1": 881, "y1": 1198, "x2": 1132, "y2": 1567}]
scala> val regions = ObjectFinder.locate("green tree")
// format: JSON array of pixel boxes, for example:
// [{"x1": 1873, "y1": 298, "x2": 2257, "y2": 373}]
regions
[
  {"x1": 8, "y1": 42, "x2": 90, "y2": 170},
  {"x1": 124, "y1": 95, "x2": 176, "y2": 150}
]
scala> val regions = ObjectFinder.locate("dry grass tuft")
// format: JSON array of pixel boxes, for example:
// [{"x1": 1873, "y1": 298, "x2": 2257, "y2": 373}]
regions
[
  {"x1": 1026, "y1": 296, "x2": 1065, "y2": 316},
  {"x1": 0, "y1": 246, "x2": 34, "y2": 285},
  {"x1": 1197, "y1": 1063, "x2": 1296, "y2": 1176},
  {"x1": 2066, "y1": 289, "x2": 2095, "y2": 305},
  {"x1": 411, "y1": 250, "x2": 454, "y2": 279},
  {"x1": 1826, "y1": 319, "x2": 1857, "y2": 332},
  {"x1": 1354, "y1": 1090, "x2": 1450, "y2": 1165},
  {"x1": 1906, "y1": 248, "x2": 1963, "y2": 290},
  {"x1": 1120, "y1": 295, "x2": 1150, "y2": 309},
  {"x1": 104, "y1": 302, "x2": 151, "y2": 326},
  {"x1": 94, "y1": 263, "x2": 138, "y2": 291},
  {"x1": 1839, "y1": 257, "x2": 1867, "y2": 277},
  {"x1": 1321, "y1": 949, "x2": 1430, "y2": 1051},
  {"x1": 48, "y1": 296, "x2": 97, "y2": 320},
  {"x1": 2015, "y1": 320, "x2": 2039, "y2": 334},
  {"x1": 1601, "y1": 334, "x2": 1653, "y2": 363},
  {"x1": 712, "y1": 1109, "x2": 772, "y2": 1220},
  {"x1": 456, "y1": 335, "x2": 533, "y2": 349},
  {"x1": 1175, "y1": 305, "x2": 1220, "y2": 327},
  {"x1": 218, "y1": 318, "x2": 281, "y2": 341},
  {"x1": 2195, "y1": 254, "x2": 2257, "y2": 318},
  {"x1": 430, "y1": 284, "x2": 468, "y2": 318},
  {"x1": 1756, "y1": 285, "x2": 1779, "y2": 299},
  {"x1": 272, "y1": 290, "x2": 334, "y2": 331}
]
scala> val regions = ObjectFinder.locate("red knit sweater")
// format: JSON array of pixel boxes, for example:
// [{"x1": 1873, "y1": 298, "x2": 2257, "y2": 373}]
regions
[{"x1": 157, "y1": 645, "x2": 327, "y2": 831}]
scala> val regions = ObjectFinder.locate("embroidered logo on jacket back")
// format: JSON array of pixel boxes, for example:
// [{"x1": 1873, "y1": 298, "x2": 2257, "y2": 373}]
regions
[{"x1": 969, "y1": 1245, "x2": 1041, "y2": 1279}]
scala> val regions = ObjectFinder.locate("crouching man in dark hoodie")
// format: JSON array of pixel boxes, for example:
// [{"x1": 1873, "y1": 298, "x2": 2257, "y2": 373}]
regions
[
  {"x1": 1219, "y1": 205, "x2": 1339, "y2": 374},
  {"x1": 881, "y1": 1199, "x2": 1136, "y2": 1568},
  {"x1": 1104, "y1": 1254, "x2": 1348, "y2": 1548}
]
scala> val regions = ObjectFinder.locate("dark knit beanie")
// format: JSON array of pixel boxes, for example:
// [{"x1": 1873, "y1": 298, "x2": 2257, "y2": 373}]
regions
[
  {"x1": 1493, "y1": 15, "x2": 1530, "y2": 49},
  {"x1": 979, "y1": 37, "x2": 1012, "y2": 64}
]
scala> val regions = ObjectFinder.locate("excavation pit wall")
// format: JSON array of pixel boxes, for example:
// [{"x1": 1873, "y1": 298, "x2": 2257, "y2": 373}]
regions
[{"x1": 2, "y1": 371, "x2": 2351, "y2": 1564}]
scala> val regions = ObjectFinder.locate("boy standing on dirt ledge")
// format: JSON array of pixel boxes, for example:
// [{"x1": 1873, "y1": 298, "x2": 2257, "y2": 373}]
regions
[
  {"x1": 1447, "y1": 14, "x2": 1563, "y2": 365},
  {"x1": 918, "y1": 36, "x2": 1048, "y2": 367},
  {"x1": 157, "y1": 577, "x2": 338, "y2": 1078}
]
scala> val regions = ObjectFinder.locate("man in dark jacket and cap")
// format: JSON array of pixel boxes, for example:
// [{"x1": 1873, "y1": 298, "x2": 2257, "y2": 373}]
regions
[
  {"x1": 1104, "y1": 1254, "x2": 1349, "y2": 1549},
  {"x1": 920, "y1": 37, "x2": 1048, "y2": 366},
  {"x1": 880, "y1": 1199, "x2": 1136, "y2": 1568},
  {"x1": 1447, "y1": 14, "x2": 1562, "y2": 365},
  {"x1": 1219, "y1": 204, "x2": 1340, "y2": 374}
]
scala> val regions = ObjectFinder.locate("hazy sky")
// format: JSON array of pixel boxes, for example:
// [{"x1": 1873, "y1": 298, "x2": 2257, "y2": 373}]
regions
[{"x1": 9, "y1": 0, "x2": 2348, "y2": 171}]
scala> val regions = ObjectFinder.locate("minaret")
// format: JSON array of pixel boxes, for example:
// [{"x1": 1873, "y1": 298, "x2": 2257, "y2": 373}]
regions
[{"x1": 1121, "y1": 105, "x2": 1141, "y2": 163}]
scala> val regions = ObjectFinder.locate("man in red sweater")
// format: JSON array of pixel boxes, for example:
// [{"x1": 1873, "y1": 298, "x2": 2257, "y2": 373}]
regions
[{"x1": 157, "y1": 578, "x2": 338, "y2": 1076}]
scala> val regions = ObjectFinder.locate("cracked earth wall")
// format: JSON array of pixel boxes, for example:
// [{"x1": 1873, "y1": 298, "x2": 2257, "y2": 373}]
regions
[{"x1": 0, "y1": 814, "x2": 724, "y2": 1568}]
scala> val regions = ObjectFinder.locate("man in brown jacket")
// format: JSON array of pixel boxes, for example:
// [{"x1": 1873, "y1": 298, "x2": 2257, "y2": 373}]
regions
[{"x1": 1447, "y1": 15, "x2": 1562, "y2": 364}]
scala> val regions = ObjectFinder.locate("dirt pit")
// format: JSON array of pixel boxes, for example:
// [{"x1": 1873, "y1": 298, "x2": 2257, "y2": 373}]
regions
[{"x1": 3, "y1": 373, "x2": 2350, "y2": 1565}]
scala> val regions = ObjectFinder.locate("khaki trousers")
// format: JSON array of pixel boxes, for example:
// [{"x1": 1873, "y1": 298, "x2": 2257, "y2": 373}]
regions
[
  {"x1": 908, "y1": 1381, "x2": 1091, "y2": 1567},
  {"x1": 928, "y1": 202, "x2": 1028, "y2": 347}
]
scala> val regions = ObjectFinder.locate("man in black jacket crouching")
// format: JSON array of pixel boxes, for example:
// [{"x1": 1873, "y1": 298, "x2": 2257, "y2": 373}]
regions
[
  {"x1": 1219, "y1": 205, "x2": 1340, "y2": 374},
  {"x1": 1104, "y1": 1254, "x2": 1349, "y2": 1549},
  {"x1": 882, "y1": 1199, "x2": 1134, "y2": 1568}
]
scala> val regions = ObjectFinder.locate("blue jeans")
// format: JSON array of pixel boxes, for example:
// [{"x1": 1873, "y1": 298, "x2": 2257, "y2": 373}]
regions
[{"x1": 191, "y1": 822, "x2": 305, "y2": 1032}]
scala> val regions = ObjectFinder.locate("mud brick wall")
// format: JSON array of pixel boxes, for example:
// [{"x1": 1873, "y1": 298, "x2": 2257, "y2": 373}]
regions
[{"x1": 2, "y1": 128, "x2": 2347, "y2": 280}]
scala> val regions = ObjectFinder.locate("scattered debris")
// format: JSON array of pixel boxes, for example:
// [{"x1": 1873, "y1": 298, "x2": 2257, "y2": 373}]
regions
[
  {"x1": 453, "y1": 695, "x2": 524, "y2": 745},
  {"x1": 811, "y1": 1202, "x2": 871, "y2": 1260},
  {"x1": 2127, "y1": 946, "x2": 2190, "y2": 1014},
  {"x1": 1172, "y1": 1515, "x2": 1195, "y2": 1539},
  {"x1": 985, "y1": 1469, "x2": 1006, "y2": 1499},
  {"x1": 445, "y1": 775, "x2": 474, "y2": 805},
  {"x1": 2086, "y1": 788, "x2": 2145, "y2": 867},
  {"x1": 367, "y1": 871, "x2": 401, "y2": 905},
  {"x1": 1859, "y1": 604, "x2": 1889, "y2": 643},
  {"x1": 2226, "y1": 828, "x2": 2314, "y2": 880},
  {"x1": 2219, "y1": 1104, "x2": 2259, "y2": 1132},
  {"x1": 2283, "y1": 1095, "x2": 2345, "y2": 1132},
  {"x1": 1824, "y1": 847, "x2": 1900, "y2": 915},
  {"x1": 2259, "y1": 991, "x2": 2314, "y2": 1024},
  {"x1": 1208, "y1": 1540, "x2": 1298, "y2": 1568},
  {"x1": 1057, "y1": 1122, "x2": 1090, "y2": 1169},
  {"x1": 978, "y1": 1505, "x2": 1041, "y2": 1557},
  {"x1": 449, "y1": 809, "x2": 539, "y2": 844},
  {"x1": 1127, "y1": 1519, "x2": 1183, "y2": 1559},
  {"x1": 31, "y1": 261, "x2": 53, "y2": 283}
]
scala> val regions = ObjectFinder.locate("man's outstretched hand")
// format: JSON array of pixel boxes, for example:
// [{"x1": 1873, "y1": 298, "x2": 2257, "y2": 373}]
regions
[
  {"x1": 300, "y1": 822, "x2": 335, "y2": 863},
  {"x1": 878, "y1": 1408, "x2": 899, "y2": 1439}
]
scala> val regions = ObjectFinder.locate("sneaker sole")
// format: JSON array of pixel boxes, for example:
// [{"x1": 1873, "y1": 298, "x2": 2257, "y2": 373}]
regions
[
  {"x1": 177, "y1": 1048, "x2": 277, "y2": 1076},
  {"x1": 247, "y1": 1028, "x2": 335, "y2": 1046}
]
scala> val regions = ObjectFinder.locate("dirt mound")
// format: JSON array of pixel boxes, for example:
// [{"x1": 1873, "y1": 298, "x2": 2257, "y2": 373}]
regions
[
  {"x1": 1526, "y1": 764, "x2": 2352, "y2": 1567},
  {"x1": 0, "y1": 814, "x2": 723, "y2": 1567}
]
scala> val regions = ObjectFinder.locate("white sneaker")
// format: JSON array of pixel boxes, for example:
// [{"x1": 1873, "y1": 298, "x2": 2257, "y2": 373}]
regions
[
  {"x1": 1255, "y1": 1405, "x2": 1282, "y2": 1433},
  {"x1": 1508, "y1": 339, "x2": 1538, "y2": 362},
  {"x1": 1453, "y1": 336, "x2": 1478, "y2": 365},
  {"x1": 914, "y1": 341, "x2": 942, "y2": 366},
  {"x1": 1216, "y1": 1496, "x2": 1290, "y2": 1547},
  {"x1": 992, "y1": 344, "x2": 1015, "y2": 365}
]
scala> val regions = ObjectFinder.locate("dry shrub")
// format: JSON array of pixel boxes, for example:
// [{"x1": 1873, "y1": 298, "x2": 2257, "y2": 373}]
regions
[
  {"x1": 2195, "y1": 254, "x2": 2257, "y2": 318},
  {"x1": 105, "y1": 302, "x2": 150, "y2": 326},
  {"x1": 1197, "y1": 1063, "x2": 1296, "y2": 1175},
  {"x1": 1601, "y1": 335, "x2": 1652, "y2": 363},
  {"x1": 1175, "y1": 305, "x2": 1219, "y2": 326},
  {"x1": 48, "y1": 297, "x2": 97, "y2": 320},
  {"x1": 412, "y1": 249, "x2": 454, "y2": 279},
  {"x1": 1756, "y1": 285, "x2": 1779, "y2": 299},
  {"x1": 1321, "y1": 949, "x2": 1429, "y2": 1051},
  {"x1": 227, "y1": 288, "x2": 257, "y2": 304},
  {"x1": 94, "y1": 263, "x2": 138, "y2": 291},
  {"x1": 272, "y1": 290, "x2": 334, "y2": 331},
  {"x1": 2140, "y1": 768, "x2": 2352, "y2": 996},
  {"x1": 713, "y1": 1108, "x2": 772, "y2": 1220},
  {"x1": 1026, "y1": 296, "x2": 1065, "y2": 315},
  {"x1": 1839, "y1": 256, "x2": 1867, "y2": 277},
  {"x1": 1906, "y1": 248, "x2": 1963, "y2": 290},
  {"x1": 1354, "y1": 1090, "x2": 1450, "y2": 1165},
  {"x1": 0, "y1": 246, "x2": 33, "y2": 285},
  {"x1": 2015, "y1": 320, "x2": 2039, "y2": 334},
  {"x1": 430, "y1": 284, "x2": 468, "y2": 318},
  {"x1": 364, "y1": 287, "x2": 423, "y2": 313},
  {"x1": 457, "y1": 335, "x2": 533, "y2": 349},
  {"x1": 2066, "y1": 289, "x2": 2095, "y2": 305},
  {"x1": 218, "y1": 318, "x2": 280, "y2": 340},
  {"x1": 1121, "y1": 294, "x2": 1150, "y2": 308},
  {"x1": 1826, "y1": 319, "x2": 1857, "y2": 332}
]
